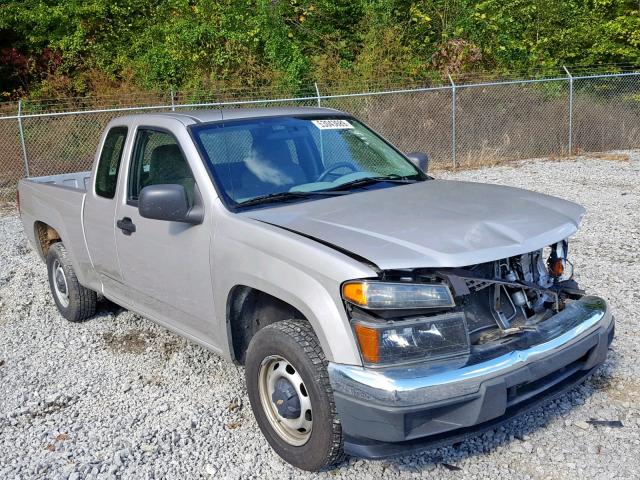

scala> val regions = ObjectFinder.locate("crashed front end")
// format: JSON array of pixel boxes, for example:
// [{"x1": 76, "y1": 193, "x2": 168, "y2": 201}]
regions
[{"x1": 328, "y1": 240, "x2": 614, "y2": 458}]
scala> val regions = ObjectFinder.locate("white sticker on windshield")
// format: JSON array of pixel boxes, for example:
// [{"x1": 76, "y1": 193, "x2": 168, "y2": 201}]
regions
[{"x1": 311, "y1": 119, "x2": 354, "y2": 130}]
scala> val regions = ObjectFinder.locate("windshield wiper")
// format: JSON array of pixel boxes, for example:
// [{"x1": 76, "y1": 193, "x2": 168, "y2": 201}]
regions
[
  {"x1": 236, "y1": 190, "x2": 345, "y2": 208},
  {"x1": 323, "y1": 175, "x2": 420, "y2": 192},
  {"x1": 236, "y1": 175, "x2": 419, "y2": 207}
]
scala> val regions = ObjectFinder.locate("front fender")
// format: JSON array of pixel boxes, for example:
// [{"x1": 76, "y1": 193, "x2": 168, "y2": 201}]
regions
[{"x1": 212, "y1": 207, "x2": 376, "y2": 365}]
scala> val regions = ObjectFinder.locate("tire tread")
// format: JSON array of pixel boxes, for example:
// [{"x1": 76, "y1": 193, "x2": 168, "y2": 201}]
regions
[
  {"x1": 245, "y1": 319, "x2": 345, "y2": 470},
  {"x1": 48, "y1": 242, "x2": 96, "y2": 322},
  {"x1": 269, "y1": 319, "x2": 345, "y2": 467}
]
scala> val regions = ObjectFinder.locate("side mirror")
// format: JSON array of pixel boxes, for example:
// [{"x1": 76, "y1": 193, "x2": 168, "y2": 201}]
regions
[
  {"x1": 139, "y1": 184, "x2": 203, "y2": 225},
  {"x1": 406, "y1": 152, "x2": 429, "y2": 173}
]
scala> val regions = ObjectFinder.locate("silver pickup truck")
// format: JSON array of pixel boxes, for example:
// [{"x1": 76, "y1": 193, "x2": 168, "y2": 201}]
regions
[{"x1": 18, "y1": 107, "x2": 613, "y2": 471}]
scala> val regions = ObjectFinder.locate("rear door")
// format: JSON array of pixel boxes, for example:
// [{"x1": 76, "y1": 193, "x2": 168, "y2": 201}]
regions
[
  {"x1": 83, "y1": 125, "x2": 130, "y2": 300},
  {"x1": 113, "y1": 124, "x2": 216, "y2": 344}
]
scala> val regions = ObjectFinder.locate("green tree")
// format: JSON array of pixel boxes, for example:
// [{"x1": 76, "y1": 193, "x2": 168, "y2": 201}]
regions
[{"x1": 1, "y1": 0, "x2": 639, "y2": 98}]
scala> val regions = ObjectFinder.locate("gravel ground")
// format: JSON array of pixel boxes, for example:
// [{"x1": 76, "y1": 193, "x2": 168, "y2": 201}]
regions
[{"x1": 1, "y1": 153, "x2": 639, "y2": 479}]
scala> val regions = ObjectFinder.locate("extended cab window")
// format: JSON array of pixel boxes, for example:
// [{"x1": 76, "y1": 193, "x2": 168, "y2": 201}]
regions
[
  {"x1": 128, "y1": 129, "x2": 196, "y2": 205},
  {"x1": 95, "y1": 126, "x2": 127, "y2": 198}
]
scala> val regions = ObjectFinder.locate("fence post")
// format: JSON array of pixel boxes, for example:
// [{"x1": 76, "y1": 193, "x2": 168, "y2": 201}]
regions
[
  {"x1": 448, "y1": 74, "x2": 457, "y2": 168},
  {"x1": 315, "y1": 81, "x2": 325, "y2": 163},
  {"x1": 563, "y1": 66, "x2": 573, "y2": 154},
  {"x1": 17, "y1": 99, "x2": 30, "y2": 178},
  {"x1": 170, "y1": 88, "x2": 176, "y2": 111}
]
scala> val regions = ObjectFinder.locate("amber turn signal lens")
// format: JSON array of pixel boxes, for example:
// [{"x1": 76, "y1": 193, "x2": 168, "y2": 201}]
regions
[
  {"x1": 342, "y1": 282, "x2": 368, "y2": 306},
  {"x1": 549, "y1": 258, "x2": 565, "y2": 277},
  {"x1": 353, "y1": 323, "x2": 380, "y2": 363}
]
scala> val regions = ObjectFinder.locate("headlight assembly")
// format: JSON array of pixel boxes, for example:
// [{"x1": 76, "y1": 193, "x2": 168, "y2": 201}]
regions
[
  {"x1": 342, "y1": 281, "x2": 455, "y2": 310},
  {"x1": 352, "y1": 312, "x2": 470, "y2": 365}
]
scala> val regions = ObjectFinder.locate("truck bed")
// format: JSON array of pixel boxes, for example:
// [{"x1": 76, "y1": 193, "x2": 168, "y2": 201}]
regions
[
  {"x1": 18, "y1": 171, "x2": 94, "y2": 287},
  {"x1": 29, "y1": 171, "x2": 92, "y2": 191}
]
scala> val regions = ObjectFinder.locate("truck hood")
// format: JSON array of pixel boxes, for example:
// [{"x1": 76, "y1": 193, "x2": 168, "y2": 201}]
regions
[{"x1": 242, "y1": 180, "x2": 585, "y2": 270}]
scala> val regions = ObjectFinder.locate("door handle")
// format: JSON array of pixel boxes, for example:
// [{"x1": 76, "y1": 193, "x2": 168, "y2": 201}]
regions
[{"x1": 116, "y1": 217, "x2": 136, "y2": 235}]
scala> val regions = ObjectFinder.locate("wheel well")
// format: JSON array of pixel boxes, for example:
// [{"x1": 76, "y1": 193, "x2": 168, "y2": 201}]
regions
[
  {"x1": 34, "y1": 221, "x2": 61, "y2": 257},
  {"x1": 228, "y1": 286, "x2": 306, "y2": 364}
]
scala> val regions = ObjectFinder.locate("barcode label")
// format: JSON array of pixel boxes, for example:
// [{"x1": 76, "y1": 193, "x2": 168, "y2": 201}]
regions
[{"x1": 311, "y1": 119, "x2": 354, "y2": 130}]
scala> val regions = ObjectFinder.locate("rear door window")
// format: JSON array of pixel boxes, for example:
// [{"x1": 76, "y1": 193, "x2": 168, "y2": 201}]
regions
[{"x1": 95, "y1": 126, "x2": 128, "y2": 199}]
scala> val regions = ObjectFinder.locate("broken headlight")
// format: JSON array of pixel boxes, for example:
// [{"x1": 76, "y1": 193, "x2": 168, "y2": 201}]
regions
[{"x1": 352, "y1": 312, "x2": 470, "y2": 366}]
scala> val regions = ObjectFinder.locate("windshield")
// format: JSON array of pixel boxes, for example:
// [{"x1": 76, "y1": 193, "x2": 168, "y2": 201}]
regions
[{"x1": 191, "y1": 116, "x2": 424, "y2": 207}]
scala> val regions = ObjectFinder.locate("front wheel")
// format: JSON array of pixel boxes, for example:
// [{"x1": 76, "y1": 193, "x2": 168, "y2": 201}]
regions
[
  {"x1": 245, "y1": 320, "x2": 344, "y2": 471},
  {"x1": 46, "y1": 242, "x2": 96, "y2": 322}
]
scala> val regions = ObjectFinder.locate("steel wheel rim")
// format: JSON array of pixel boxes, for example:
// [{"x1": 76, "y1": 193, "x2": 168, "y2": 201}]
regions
[
  {"x1": 52, "y1": 259, "x2": 69, "y2": 308},
  {"x1": 258, "y1": 355, "x2": 313, "y2": 446}
]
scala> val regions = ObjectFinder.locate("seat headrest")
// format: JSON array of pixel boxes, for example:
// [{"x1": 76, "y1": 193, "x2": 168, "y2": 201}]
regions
[
  {"x1": 251, "y1": 136, "x2": 292, "y2": 166},
  {"x1": 149, "y1": 144, "x2": 189, "y2": 183}
]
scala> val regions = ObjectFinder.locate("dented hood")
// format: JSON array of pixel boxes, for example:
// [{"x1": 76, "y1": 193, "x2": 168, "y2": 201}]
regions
[{"x1": 242, "y1": 180, "x2": 585, "y2": 270}]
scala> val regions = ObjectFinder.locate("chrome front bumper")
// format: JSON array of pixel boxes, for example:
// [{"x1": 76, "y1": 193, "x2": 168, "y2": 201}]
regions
[{"x1": 328, "y1": 296, "x2": 614, "y2": 456}]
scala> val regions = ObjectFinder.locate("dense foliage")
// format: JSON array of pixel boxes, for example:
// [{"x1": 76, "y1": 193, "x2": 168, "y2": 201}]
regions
[{"x1": 1, "y1": 0, "x2": 639, "y2": 99}]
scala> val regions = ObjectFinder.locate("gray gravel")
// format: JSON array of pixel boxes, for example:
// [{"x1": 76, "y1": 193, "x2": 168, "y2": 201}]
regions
[{"x1": 1, "y1": 153, "x2": 639, "y2": 479}]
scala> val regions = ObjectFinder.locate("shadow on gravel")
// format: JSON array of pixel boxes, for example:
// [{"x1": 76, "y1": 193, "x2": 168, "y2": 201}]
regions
[
  {"x1": 95, "y1": 297, "x2": 125, "y2": 316},
  {"x1": 95, "y1": 302, "x2": 186, "y2": 360},
  {"x1": 101, "y1": 329, "x2": 153, "y2": 355}
]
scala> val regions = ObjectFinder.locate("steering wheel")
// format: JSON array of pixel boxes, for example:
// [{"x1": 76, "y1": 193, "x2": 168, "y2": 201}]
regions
[{"x1": 317, "y1": 162, "x2": 358, "y2": 181}]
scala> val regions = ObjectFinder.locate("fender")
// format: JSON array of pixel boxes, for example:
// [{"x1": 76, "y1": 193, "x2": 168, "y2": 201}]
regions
[
  {"x1": 18, "y1": 180, "x2": 99, "y2": 290},
  {"x1": 212, "y1": 207, "x2": 376, "y2": 365}
]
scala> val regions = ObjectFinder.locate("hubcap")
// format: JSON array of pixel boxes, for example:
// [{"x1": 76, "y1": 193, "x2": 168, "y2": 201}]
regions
[
  {"x1": 52, "y1": 259, "x2": 69, "y2": 308},
  {"x1": 258, "y1": 355, "x2": 312, "y2": 446},
  {"x1": 272, "y1": 377, "x2": 301, "y2": 419}
]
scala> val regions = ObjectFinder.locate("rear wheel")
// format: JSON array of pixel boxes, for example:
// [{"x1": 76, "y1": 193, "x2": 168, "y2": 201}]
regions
[
  {"x1": 46, "y1": 242, "x2": 96, "y2": 322},
  {"x1": 245, "y1": 320, "x2": 344, "y2": 471}
]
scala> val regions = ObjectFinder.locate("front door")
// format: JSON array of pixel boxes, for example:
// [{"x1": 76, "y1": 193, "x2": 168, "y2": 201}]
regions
[{"x1": 113, "y1": 126, "x2": 216, "y2": 345}]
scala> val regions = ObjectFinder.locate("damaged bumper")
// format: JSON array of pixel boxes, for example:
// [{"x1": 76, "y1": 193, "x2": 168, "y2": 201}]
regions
[{"x1": 328, "y1": 296, "x2": 614, "y2": 458}]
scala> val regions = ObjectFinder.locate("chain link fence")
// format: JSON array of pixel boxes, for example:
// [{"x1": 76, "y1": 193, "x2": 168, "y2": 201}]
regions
[{"x1": 1, "y1": 70, "x2": 639, "y2": 201}]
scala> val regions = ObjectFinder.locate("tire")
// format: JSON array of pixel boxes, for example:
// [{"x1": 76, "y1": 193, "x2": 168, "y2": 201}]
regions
[
  {"x1": 245, "y1": 320, "x2": 344, "y2": 471},
  {"x1": 46, "y1": 242, "x2": 97, "y2": 322}
]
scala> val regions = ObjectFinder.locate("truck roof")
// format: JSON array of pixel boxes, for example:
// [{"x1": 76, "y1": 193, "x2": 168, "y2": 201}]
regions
[{"x1": 117, "y1": 107, "x2": 344, "y2": 124}]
